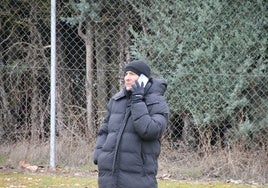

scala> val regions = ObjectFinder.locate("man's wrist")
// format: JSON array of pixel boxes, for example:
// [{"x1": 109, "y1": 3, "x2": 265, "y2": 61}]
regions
[{"x1": 131, "y1": 94, "x2": 144, "y2": 103}]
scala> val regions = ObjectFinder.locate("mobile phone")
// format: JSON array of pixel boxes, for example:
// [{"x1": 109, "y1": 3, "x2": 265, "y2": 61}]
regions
[{"x1": 138, "y1": 74, "x2": 149, "y2": 87}]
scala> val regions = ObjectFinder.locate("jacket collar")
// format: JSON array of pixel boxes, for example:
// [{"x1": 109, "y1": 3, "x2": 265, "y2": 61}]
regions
[{"x1": 112, "y1": 89, "x2": 128, "y2": 101}]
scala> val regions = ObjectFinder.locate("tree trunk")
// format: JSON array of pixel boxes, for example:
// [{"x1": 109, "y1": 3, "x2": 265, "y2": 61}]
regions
[
  {"x1": 0, "y1": 71, "x2": 13, "y2": 141},
  {"x1": 95, "y1": 34, "x2": 109, "y2": 128},
  {"x1": 182, "y1": 113, "x2": 198, "y2": 150},
  {"x1": 78, "y1": 21, "x2": 95, "y2": 136}
]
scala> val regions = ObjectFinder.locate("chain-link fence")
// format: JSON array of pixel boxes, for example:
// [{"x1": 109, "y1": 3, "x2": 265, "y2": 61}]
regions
[{"x1": 1, "y1": 0, "x2": 267, "y2": 183}]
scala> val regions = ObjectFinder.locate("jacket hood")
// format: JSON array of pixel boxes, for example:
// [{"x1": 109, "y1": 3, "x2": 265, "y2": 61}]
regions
[{"x1": 146, "y1": 78, "x2": 167, "y2": 96}]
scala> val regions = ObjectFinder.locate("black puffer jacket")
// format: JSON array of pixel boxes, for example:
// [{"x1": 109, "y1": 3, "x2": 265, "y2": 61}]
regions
[{"x1": 93, "y1": 78, "x2": 169, "y2": 188}]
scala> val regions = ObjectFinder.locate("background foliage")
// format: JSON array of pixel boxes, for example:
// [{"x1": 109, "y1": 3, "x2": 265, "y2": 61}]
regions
[
  {"x1": 129, "y1": 0, "x2": 268, "y2": 150},
  {"x1": 0, "y1": 0, "x2": 267, "y2": 184}
]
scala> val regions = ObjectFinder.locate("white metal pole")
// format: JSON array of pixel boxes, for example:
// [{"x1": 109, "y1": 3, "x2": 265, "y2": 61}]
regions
[{"x1": 50, "y1": 0, "x2": 56, "y2": 168}]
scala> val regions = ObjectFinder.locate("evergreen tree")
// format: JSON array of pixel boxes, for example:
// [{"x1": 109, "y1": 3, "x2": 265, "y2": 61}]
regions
[{"x1": 129, "y1": 0, "x2": 268, "y2": 147}]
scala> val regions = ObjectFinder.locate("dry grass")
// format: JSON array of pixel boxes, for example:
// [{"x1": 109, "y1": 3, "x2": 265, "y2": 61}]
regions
[
  {"x1": 158, "y1": 143, "x2": 268, "y2": 185},
  {"x1": 0, "y1": 137, "x2": 267, "y2": 186},
  {"x1": 0, "y1": 134, "x2": 95, "y2": 168}
]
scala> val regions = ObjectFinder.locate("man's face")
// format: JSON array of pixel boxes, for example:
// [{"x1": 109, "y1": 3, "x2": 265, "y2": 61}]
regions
[{"x1": 124, "y1": 71, "x2": 139, "y2": 90}]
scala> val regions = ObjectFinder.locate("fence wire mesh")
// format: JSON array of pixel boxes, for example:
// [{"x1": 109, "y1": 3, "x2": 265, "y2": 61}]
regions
[{"x1": 1, "y1": 0, "x2": 268, "y2": 183}]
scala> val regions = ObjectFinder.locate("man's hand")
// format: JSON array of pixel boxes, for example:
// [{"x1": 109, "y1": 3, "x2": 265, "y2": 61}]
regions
[{"x1": 131, "y1": 80, "x2": 144, "y2": 103}]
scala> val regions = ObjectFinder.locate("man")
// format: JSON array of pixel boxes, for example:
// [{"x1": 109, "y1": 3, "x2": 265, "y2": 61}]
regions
[{"x1": 93, "y1": 60, "x2": 169, "y2": 188}]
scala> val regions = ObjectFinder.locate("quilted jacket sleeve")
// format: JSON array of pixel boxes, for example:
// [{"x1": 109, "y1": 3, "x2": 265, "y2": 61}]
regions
[
  {"x1": 93, "y1": 101, "x2": 111, "y2": 165},
  {"x1": 131, "y1": 95, "x2": 169, "y2": 141}
]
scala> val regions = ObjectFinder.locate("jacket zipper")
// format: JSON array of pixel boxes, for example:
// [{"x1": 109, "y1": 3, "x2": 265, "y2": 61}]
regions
[{"x1": 112, "y1": 107, "x2": 131, "y2": 174}]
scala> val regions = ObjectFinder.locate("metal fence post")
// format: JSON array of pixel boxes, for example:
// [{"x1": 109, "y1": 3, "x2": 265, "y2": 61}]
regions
[{"x1": 50, "y1": 0, "x2": 56, "y2": 168}]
